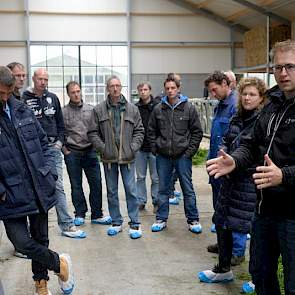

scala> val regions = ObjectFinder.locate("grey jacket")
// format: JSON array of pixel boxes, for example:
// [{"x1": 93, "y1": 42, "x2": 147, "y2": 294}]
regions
[
  {"x1": 88, "y1": 96, "x2": 144, "y2": 164},
  {"x1": 62, "y1": 101, "x2": 93, "y2": 151}
]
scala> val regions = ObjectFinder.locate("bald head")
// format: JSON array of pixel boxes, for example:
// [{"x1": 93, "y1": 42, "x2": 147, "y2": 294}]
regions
[{"x1": 32, "y1": 68, "x2": 48, "y2": 96}]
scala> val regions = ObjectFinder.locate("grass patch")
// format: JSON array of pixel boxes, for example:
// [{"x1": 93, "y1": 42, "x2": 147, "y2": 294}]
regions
[{"x1": 192, "y1": 148, "x2": 208, "y2": 166}]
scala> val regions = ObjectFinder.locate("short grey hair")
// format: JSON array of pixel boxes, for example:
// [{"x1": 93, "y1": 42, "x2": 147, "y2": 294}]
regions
[
  {"x1": 0, "y1": 66, "x2": 15, "y2": 87},
  {"x1": 270, "y1": 39, "x2": 295, "y2": 63},
  {"x1": 106, "y1": 75, "x2": 121, "y2": 88},
  {"x1": 6, "y1": 62, "x2": 25, "y2": 71}
]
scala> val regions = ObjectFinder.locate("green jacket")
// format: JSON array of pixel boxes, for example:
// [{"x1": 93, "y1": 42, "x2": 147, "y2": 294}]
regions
[{"x1": 88, "y1": 95, "x2": 144, "y2": 164}]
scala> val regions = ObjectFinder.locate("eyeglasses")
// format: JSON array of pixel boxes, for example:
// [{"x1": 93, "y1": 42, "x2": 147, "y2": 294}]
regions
[
  {"x1": 241, "y1": 93, "x2": 259, "y2": 98},
  {"x1": 272, "y1": 63, "x2": 295, "y2": 74},
  {"x1": 109, "y1": 84, "x2": 122, "y2": 89}
]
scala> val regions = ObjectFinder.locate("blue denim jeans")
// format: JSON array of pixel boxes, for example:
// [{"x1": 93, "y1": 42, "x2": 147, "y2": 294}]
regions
[
  {"x1": 64, "y1": 150, "x2": 103, "y2": 219},
  {"x1": 156, "y1": 154, "x2": 199, "y2": 223},
  {"x1": 169, "y1": 169, "x2": 179, "y2": 197},
  {"x1": 103, "y1": 163, "x2": 140, "y2": 226},
  {"x1": 232, "y1": 231, "x2": 247, "y2": 257},
  {"x1": 135, "y1": 151, "x2": 159, "y2": 205},
  {"x1": 50, "y1": 146, "x2": 74, "y2": 231},
  {"x1": 249, "y1": 214, "x2": 295, "y2": 295},
  {"x1": 3, "y1": 213, "x2": 60, "y2": 281}
]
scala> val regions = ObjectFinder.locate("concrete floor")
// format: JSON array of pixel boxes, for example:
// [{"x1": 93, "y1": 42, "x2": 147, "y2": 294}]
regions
[{"x1": 0, "y1": 163, "x2": 250, "y2": 295}]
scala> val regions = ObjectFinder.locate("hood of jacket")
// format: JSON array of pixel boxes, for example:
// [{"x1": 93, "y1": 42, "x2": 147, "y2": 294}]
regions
[{"x1": 161, "y1": 94, "x2": 188, "y2": 109}]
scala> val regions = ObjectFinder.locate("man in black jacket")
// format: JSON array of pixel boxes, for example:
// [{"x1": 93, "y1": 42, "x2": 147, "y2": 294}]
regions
[
  {"x1": 135, "y1": 82, "x2": 159, "y2": 211},
  {"x1": 148, "y1": 76, "x2": 203, "y2": 233},
  {"x1": 206, "y1": 40, "x2": 295, "y2": 295},
  {"x1": 0, "y1": 66, "x2": 74, "y2": 295},
  {"x1": 22, "y1": 69, "x2": 86, "y2": 239}
]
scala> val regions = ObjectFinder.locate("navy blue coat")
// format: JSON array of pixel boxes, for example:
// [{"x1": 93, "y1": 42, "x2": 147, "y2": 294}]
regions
[
  {"x1": 0, "y1": 97, "x2": 57, "y2": 219},
  {"x1": 213, "y1": 111, "x2": 258, "y2": 233}
]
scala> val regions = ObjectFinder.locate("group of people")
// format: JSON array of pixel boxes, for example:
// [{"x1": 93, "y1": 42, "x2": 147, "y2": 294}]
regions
[
  {"x1": 0, "y1": 39, "x2": 295, "y2": 295},
  {"x1": 200, "y1": 39, "x2": 295, "y2": 295}
]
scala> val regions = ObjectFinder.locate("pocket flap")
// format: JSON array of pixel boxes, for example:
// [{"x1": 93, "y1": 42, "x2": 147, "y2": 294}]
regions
[
  {"x1": 6, "y1": 175, "x2": 22, "y2": 185},
  {"x1": 38, "y1": 166, "x2": 50, "y2": 176}
]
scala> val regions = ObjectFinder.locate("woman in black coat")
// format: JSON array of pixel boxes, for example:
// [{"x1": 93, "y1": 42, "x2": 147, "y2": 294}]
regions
[{"x1": 199, "y1": 77, "x2": 267, "y2": 284}]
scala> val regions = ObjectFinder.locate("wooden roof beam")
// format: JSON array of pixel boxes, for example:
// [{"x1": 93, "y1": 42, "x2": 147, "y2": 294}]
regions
[
  {"x1": 167, "y1": 0, "x2": 249, "y2": 33},
  {"x1": 226, "y1": 0, "x2": 275, "y2": 22},
  {"x1": 231, "y1": 0, "x2": 291, "y2": 25}
]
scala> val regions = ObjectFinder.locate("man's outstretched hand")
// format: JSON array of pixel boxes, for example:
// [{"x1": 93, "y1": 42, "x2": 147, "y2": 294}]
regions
[{"x1": 206, "y1": 150, "x2": 236, "y2": 179}]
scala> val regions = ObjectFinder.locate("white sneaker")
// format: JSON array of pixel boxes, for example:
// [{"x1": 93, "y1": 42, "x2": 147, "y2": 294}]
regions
[
  {"x1": 107, "y1": 225, "x2": 122, "y2": 236},
  {"x1": 151, "y1": 220, "x2": 167, "y2": 232},
  {"x1": 58, "y1": 253, "x2": 74, "y2": 294},
  {"x1": 129, "y1": 226, "x2": 142, "y2": 239},
  {"x1": 198, "y1": 267, "x2": 233, "y2": 283},
  {"x1": 62, "y1": 226, "x2": 87, "y2": 239},
  {"x1": 91, "y1": 215, "x2": 112, "y2": 225},
  {"x1": 188, "y1": 221, "x2": 202, "y2": 234}
]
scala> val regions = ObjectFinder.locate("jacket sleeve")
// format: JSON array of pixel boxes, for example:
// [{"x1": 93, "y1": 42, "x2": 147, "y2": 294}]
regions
[
  {"x1": 281, "y1": 166, "x2": 295, "y2": 188},
  {"x1": 231, "y1": 130, "x2": 256, "y2": 171},
  {"x1": 87, "y1": 108, "x2": 105, "y2": 153},
  {"x1": 185, "y1": 104, "x2": 203, "y2": 158},
  {"x1": 34, "y1": 112, "x2": 57, "y2": 178},
  {"x1": 0, "y1": 181, "x2": 5, "y2": 196},
  {"x1": 54, "y1": 95, "x2": 65, "y2": 145},
  {"x1": 147, "y1": 107, "x2": 158, "y2": 155},
  {"x1": 131, "y1": 107, "x2": 144, "y2": 152}
]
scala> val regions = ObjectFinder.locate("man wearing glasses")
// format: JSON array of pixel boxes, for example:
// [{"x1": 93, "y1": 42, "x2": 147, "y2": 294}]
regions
[
  {"x1": 88, "y1": 76, "x2": 144, "y2": 239},
  {"x1": 206, "y1": 40, "x2": 295, "y2": 295}
]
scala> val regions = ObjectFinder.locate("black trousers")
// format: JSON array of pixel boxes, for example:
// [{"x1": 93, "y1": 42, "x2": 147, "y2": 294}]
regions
[
  {"x1": 250, "y1": 214, "x2": 295, "y2": 295},
  {"x1": 3, "y1": 212, "x2": 60, "y2": 281},
  {"x1": 216, "y1": 225, "x2": 232, "y2": 271}
]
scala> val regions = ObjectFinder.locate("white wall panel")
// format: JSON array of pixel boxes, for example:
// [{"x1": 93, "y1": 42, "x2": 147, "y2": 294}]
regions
[
  {"x1": 132, "y1": 16, "x2": 230, "y2": 42},
  {"x1": 0, "y1": 0, "x2": 23, "y2": 10},
  {"x1": 131, "y1": 0, "x2": 189, "y2": 13},
  {"x1": 0, "y1": 14, "x2": 26, "y2": 40},
  {"x1": 132, "y1": 47, "x2": 231, "y2": 74},
  {"x1": 0, "y1": 47, "x2": 27, "y2": 67},
  {"x1": 29, "y1": 0, "x2": 126, "y2": 13},
  {"x1": 30, "y1": 15, "x2": 127, "y2": 42}
]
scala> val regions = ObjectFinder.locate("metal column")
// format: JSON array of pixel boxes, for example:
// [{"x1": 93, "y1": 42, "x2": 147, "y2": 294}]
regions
[
  {"x1": 24, "y1": 0, "x2": 31, "y2": 82},
  {"x1": 127, "y1": 0, "x2": 132, "y2": 101}
]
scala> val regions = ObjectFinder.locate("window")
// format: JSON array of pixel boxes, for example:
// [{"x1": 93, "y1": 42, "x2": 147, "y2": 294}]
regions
[{"x1": 30, "y1": 44, "x2": 128, "y2": 106}]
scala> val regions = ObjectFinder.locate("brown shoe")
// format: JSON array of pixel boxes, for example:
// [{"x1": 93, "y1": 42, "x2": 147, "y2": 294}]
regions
[
  {"x1": 35, "y1": 279, "x2": 52, "y2": 295},
  {"x1": 207, "y1": 243, "x2": 219, "y2": 253},
  {"x1": 231, "y1": 255, "x2": 245, "y2": 266},
  {"x1": 56, "y1": 253, "x2": 74, "y2": 294},
  {"x1": 58, "y1": 255, "x2": 69, "y2": 282}
]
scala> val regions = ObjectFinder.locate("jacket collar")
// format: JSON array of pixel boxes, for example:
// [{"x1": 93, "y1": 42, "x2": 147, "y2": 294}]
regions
[
  {"x1": 219, "y1": 90, "x2": 236, "y2": 106},
  {"x1": 106, "y1": 94, "x2": 127, "y2": 109},
  {"x1": 69, "y1": 99, "x2": 83, "y2": 108},
  {"x1": 136, "y1": 95, "x2": 155, "y2": 107},
  {"x1": 161, "y1": 94, "x2": 188, "y2": 109}
]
